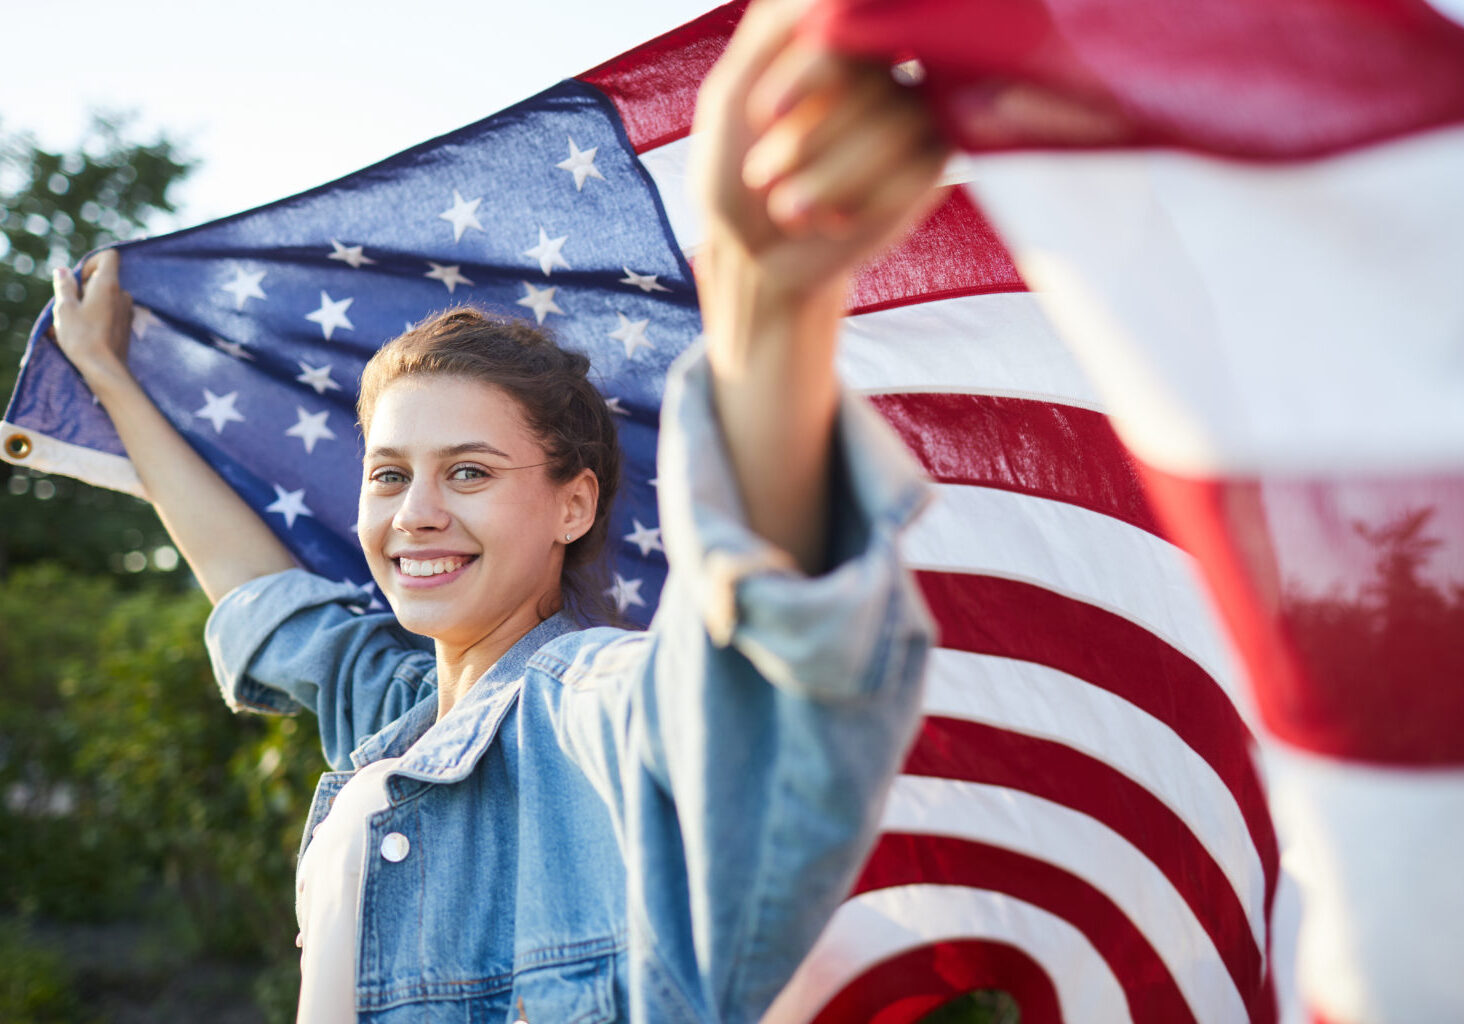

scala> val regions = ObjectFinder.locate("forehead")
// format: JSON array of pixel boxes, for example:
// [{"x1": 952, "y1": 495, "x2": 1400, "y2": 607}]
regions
[{"x1": 364, "y1": 375, "x2": 536, "y2": 455}]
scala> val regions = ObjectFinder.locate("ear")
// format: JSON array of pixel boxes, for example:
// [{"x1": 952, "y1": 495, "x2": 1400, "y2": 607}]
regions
[{"x1": 560, "y1": 468, "x2": 599, "y2": 543}]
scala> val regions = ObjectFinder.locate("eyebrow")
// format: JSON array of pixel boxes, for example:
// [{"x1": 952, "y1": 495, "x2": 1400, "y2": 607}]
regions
[{"x1": 365, "y1": 441, "x2": 511, "y2": 461}]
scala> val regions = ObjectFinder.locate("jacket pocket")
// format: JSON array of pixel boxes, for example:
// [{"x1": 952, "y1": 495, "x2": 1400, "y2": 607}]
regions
[{"x1": 508, "y1": 949, "x2": 617, "y2": 1024}]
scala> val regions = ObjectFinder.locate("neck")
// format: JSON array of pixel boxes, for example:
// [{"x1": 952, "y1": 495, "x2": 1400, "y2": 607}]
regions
[{"x1": 431, "y1": 597, "x2": 560, "y2": 720}]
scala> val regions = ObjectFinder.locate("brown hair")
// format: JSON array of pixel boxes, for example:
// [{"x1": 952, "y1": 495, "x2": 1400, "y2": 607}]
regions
[{"x1": 357, "y1": 307, "x2": 623, "y2": 625}]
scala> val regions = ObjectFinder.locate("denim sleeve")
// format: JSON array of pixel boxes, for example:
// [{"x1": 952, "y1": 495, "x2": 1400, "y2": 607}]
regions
[
  {"x1": 203, "y1": 570, "x2": 436, "y2": 770},
  {"x1": 549, "y1": 343, "x2": 934, "y2": 1022}
]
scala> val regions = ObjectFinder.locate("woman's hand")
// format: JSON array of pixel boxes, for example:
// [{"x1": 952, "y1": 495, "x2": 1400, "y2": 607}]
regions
[
  {"x1": 46, "y1": 247, "x2": 296, "y2": 602},
  {"x1": 690, "y1": 0, "x2": 948, "y2": 574},
  {"x1": 51, "y1": 249, "x2": 136, "y2": 396},
  {"x1": 693, "y1": 0, "x2": 949, "y2": 306}
]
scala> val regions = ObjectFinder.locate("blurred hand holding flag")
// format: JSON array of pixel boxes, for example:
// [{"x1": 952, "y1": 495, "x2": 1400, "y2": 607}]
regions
[{"x1": 3, "y1": 3, "x2": 1285, "y2": 1022}]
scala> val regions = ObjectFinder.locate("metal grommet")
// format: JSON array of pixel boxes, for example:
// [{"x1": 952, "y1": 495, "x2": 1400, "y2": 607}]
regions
[{"x1": 4, "y1": 433, "x2": 32, "y2": 459}]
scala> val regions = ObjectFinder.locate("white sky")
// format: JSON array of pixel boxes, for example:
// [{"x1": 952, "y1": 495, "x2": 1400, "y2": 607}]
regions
[{"x1": 3, "y1": 0, "x2": 717, "y2": 228}]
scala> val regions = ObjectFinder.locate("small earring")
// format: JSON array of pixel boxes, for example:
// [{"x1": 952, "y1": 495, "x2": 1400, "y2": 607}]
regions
[{"x1": 565, "y1": 533, "x2": 573, "y2": 542}]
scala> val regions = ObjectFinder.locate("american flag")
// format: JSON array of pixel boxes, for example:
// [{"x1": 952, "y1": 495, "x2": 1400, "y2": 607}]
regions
[
  {"x1": 1, "y1": 3, "x2": 1281, "y2": 1021},
  {"x1": 804, "y1": 2, "x2": 1464, "y2": 1023}
]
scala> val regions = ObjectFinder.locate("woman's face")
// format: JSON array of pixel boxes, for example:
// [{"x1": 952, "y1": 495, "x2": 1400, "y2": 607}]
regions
[{"x1": 357, "y1": 374, "x2": 588, "y2": 648}]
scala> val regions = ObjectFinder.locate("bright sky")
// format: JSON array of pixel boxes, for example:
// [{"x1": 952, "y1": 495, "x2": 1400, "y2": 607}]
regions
[{"x1": 3, "y1": 0, "x2": 716, "y2": 228}]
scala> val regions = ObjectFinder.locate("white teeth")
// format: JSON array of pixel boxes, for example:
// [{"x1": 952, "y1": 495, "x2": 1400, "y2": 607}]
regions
[{"x1": 397, "y1": 556, "x2": 466, "y2": 577}]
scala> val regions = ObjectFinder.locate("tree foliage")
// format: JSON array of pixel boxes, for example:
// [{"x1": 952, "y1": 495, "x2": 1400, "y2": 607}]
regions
[
  {"x1": 0, "y1": 118, "x2": 322, "y2": 1022},
  {"x1": 0, "y1": 115, "x2": 193, "y2": 582}
]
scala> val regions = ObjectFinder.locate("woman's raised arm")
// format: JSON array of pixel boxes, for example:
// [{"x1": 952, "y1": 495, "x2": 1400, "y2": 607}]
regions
[
  {"x1": 692, "y1": 0, "x2": 948, "y2": 574},
  {"x1": 51, "y1": 249, "x2": 295, "y2": 602}
]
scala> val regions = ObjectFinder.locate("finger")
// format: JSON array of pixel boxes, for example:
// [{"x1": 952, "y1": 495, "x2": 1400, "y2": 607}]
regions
[
  {"x1": 82, "y1": 248, "x2": 121, "y2": 290},
  {"x1": 52, "y1": 266, "x2": 81, "y2": 309},
  {"x1": 955, "y1": 81, "x2": 1131, "y2": 147},
  {"x1": 746, "y1": 42, "x2": 846, "y2": 132},
  {"x1": 743, "y1": 61, "x2": 888, "y2": 190},
  {"x1": 697, "y1": 0, "x2": 807, "y2": 126},
  {"x1": 764, "y1": 97, "x2": 944, "y2": 228}
]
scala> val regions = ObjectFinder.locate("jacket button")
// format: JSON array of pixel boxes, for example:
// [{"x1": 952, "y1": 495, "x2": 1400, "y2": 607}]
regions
[{"x1": 380, "y1": 831, "x2": 410, "y2": 862}]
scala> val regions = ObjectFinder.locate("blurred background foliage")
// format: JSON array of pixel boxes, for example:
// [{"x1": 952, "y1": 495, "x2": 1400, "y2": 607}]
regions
[
  {"x1": 0, "y1": 116, "x2": 323, "y2": 1023},
  {"x1": 0, "y1": 116, "x2": 1014, "y2": 1023}
]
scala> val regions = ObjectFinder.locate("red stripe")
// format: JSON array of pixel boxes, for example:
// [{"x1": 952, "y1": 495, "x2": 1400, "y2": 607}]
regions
[
  {"x1": 869, "y1": 392, "x2": 1163, "y2": 536},
  {"x1": 905, "y1": 717, "x2": 1265, "y2": 1014},
  {"x1": 852, "y1": 835, "x2": 1198, "y2": 1023},
  {"x1": 915, "y1": 570, "x2": 1280, "y2": 914},
  {"x1": 804, "y1": 0, "x2": 1464, "y2": 160},
  {"x1": 845, "y1": 188, "x2": 1026, "y2": 315},
  {"x1": 1140, "y1": 466, "x2": 1464, "y2": 765},
  {"x1": 810, "y1": 938, "x2": 1061, "y2": 1024},
  {"x1": 578, "y1": 3, "x2": 743, "y2": 152}
]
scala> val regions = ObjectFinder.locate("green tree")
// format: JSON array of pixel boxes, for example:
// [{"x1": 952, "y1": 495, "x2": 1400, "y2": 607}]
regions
[{"x1": 0, "y1": 114, "x2": 194, "y2": 582}]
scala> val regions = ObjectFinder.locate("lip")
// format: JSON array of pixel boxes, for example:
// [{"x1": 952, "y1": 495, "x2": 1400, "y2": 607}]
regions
[{"x1": 390, "y1": 552, "x2": 477, "y2": 590}]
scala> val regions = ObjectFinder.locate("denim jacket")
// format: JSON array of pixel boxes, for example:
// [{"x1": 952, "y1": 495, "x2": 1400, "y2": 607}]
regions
[{"x1": 204, "y1": 345, "x2": 933, "y2": 1023}]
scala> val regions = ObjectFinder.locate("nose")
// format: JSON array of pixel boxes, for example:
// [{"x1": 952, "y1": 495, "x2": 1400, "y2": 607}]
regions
[{"x1": 392, "y1": 476, "x2": 451, "y2": 533}]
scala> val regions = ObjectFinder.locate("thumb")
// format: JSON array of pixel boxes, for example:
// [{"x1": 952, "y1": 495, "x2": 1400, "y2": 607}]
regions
[{"x1": 52, "y1": 266, "x2": 80, "y2": 309}]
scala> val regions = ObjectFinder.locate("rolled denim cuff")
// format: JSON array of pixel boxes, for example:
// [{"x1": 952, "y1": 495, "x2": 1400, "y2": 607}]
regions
[
  {"x1": 204, "y1": 569, "x2": 368, "y2": 715},
  {"x1": 657, "y1": 341, "x2": 932, "y2": 701}
]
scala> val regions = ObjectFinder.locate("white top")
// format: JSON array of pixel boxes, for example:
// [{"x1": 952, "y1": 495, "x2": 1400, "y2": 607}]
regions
[{"x1": 295, "y1": 755, "x2": 402, "y2": 1023}]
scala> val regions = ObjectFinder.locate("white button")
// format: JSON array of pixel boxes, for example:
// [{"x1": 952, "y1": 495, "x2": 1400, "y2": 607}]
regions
[{"x1": 380, "y1": 831, "x2": 410, "y2": 862}]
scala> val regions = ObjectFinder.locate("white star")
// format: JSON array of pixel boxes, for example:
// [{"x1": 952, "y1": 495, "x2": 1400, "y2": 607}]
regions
[
  {"x1": 328, "y1": 240, "x2": 375, "y2": 268},
  {"x1": 355, "y1": 580, "x2": 385, "y2": 611},
  {"x1": 220, "y1": 267, "x2": 267, "y2": 309},
  {"x1": 604, "y1": 396, "x2": 628, "y2": 416},
  {"x1": 295, "y1": 361, "x2": 342, "y2": 395},
  {"x1": 438, "y1": 189, "x2": 484, "y2": 242},
  {"x1": 425, "y1": 261, "x2": 473, "y2": 293},
  {"x1": 523, "y1": 227, "x2": 570, "y2": 276},
  {"x1": 608, "y1": 312, "x2": 653, "y2": 359},
  {"x1": 264, "y1": 484, "x2": 313, "y2": 530},
  {"x1": 131, "y1": 306, "x2": 159, "y2": 339},
  {"x1": 605, "y1": 573, "x2": 646, "y2": 613},
  {"x1": 623, "y1": 519, "x2": 663, "y2": 557},
  {"x1": 285, "y1": 407, "x2": 337, "y2": 454},
  {"x1": 620, "y1": 267, "x2": 669, "y2": 293},
  {"x1": 194, "y1": 389, "x2": 245, "y2": 434},
  {"x1": 304, "y1": 291, "x2": 354, "y2": 340},
  {"x1": 212, "y1": 336, "x2": 254, "y2": 360},
  {"x1": 556, "y1": 136, "x2": 605, "y2": 191},
  {"x1": 515, "y1": 281, "x2": 564, "y2": 324}
]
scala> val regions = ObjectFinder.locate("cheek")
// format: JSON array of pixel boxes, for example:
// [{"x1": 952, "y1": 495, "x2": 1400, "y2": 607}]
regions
[{"x1": 356, "y1": 497, "x2": 391, "y2": 552}]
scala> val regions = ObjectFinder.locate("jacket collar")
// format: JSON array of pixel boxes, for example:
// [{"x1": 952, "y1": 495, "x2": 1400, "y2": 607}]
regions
[{"x1": 348, "y1": 612, "x2": 577, "y2": 778}]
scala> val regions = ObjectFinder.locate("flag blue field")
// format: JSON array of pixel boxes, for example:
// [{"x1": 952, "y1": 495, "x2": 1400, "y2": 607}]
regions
[{"x1": 6, "y1": 80, "x2": 702, "y2": 623}]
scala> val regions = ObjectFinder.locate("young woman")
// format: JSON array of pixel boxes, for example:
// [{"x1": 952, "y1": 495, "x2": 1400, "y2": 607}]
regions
[{"x1": 49, "y1": 4, "x2": 949, "y2": 1020}]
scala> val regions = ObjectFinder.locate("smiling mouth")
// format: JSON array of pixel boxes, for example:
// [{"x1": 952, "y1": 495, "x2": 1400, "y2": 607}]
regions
[{"x1": 396, "y1": 555, "x2": 474, "y2": 578}]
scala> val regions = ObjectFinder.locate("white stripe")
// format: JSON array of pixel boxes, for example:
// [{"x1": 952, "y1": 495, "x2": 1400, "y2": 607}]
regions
[
  {"x1": 1263, "y1": 748, "x2": 1464, "y2": 1024},
  {"x1": 0, "y1": 419, "x2": 144, "y2": 497},
  {"x1": 925, "y1": 648, "x2": 1267, "y2": 945},
  {"x1": 904, "y1": 483, "x2": 1251, "y2": 715},
  {"x1": 836, "y1": 292, "x2": 1104, "y2": 409},
  {"x1": 762, "y1": 885, "x2": 1130, "y2": 1024},
  {"x1": 883, "y1": 777, "x2": 1248, "y2": 1024},
  {"x1": 964, "y1": 124, "x2": 1464, "y2": 474},
  {"x1": 639, "y1": 134, "x2": 700, "y2": 253}
]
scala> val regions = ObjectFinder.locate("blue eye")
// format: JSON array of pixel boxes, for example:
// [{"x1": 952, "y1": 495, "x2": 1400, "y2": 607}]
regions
[
  {"x1": 369, "y1": 468, "x2": 407, "y2": 485},
  {"x1": 450, "y1": 464, "x2": 491, "y2": 481}
]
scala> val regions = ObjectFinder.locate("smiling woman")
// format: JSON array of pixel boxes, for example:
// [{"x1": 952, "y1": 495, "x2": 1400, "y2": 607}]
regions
[
  {"x1": 42, "y1": 1, "x2": 949, "y2": 1019},
  {"x1": 354, "y1": 310, "x2": 621, "y2": 713}
]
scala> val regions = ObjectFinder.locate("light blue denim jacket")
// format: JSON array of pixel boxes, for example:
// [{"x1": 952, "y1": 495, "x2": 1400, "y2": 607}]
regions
[{"x1": 204, "y1": 345, "x2": 933, "y2": 1023}]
